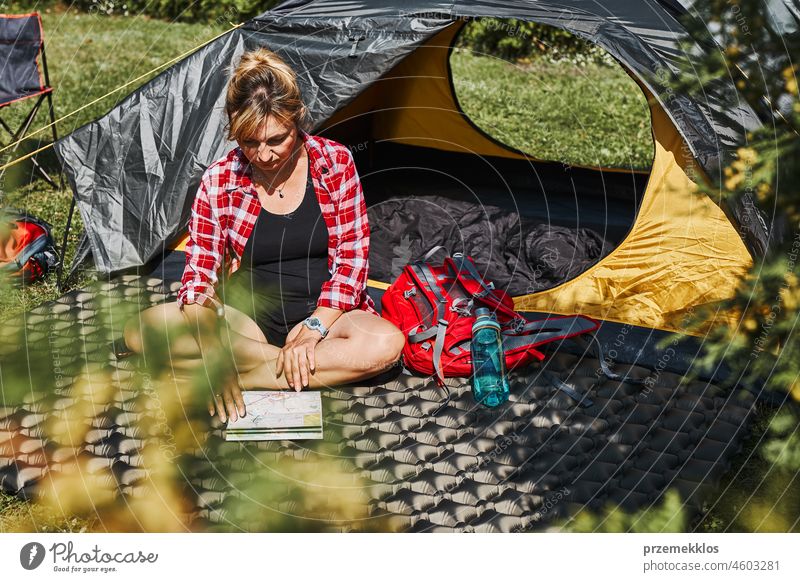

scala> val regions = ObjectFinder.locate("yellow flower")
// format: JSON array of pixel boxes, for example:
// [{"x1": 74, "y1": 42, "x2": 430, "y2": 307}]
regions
[
  {"x1": 743, "y1": 316, "x2": 758, "y2": 332},
  {"x1": 736, "y1": 147, "x2": 758, "y2": 165},
  {"x1": 783, "y1": 66, "x2": 798, "y2": 96},
  {"x1": 790, "y1": 380, "x2": 800, "y2": 403},
  {"x1": 780, "y1": 273, "x2": 800, "y2": 311},
  {"x1": 724, "y1": 165, "x2": 744, "y2": 191},
  {"x1": 756, "y1": 182, "x2": 771, "y2": 203}
]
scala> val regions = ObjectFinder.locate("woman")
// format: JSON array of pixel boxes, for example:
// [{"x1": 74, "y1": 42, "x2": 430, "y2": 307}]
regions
[{"x1": 123, "y1": 48, "x2": 406, "y2": 423}]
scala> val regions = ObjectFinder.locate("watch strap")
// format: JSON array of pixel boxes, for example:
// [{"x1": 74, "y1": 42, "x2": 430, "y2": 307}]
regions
[{"x1": 304, "y1": 316, "x2": 329, "y2": 338}]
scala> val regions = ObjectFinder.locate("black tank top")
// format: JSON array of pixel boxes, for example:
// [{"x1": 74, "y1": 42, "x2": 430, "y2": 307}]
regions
[{"x1": 223, "y1": 163, "x2": 330, "y2": 338}]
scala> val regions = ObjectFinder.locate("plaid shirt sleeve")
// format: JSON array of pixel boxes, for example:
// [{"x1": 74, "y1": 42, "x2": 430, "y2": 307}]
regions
[
  {"x1": 176, "y1": 175, "x2": 226, "y2": 309},
  {"x1": 316, "y1": 148, "x2": 370, "y2": 311}
]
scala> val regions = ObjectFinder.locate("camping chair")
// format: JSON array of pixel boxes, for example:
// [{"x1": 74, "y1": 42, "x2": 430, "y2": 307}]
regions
[{"x1": 0, "y1": 12, "x2": 59, "y2": 187}]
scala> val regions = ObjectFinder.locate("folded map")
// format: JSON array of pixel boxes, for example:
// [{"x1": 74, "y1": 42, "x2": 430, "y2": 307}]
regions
[{"x1": 224, "y1": 391, "x2": 323, "y2": 441}]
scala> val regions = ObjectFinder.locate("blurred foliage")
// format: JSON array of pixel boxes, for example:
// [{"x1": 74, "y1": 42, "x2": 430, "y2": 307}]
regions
[
  {"x1": 670, "y1": 2, "x2": 798, "y2": 531},
  {"x1": 675, "y1": 1, "x2": 799, "y2": 398},
  {"x1": 562, "y1": 490, "x2": 687, "y2": 532},
  {"x1": 0, "y1": 280, "x2": 390, "y2": 531},
  {"x1": 456, "y1": 18, "x2": 616, "y2": 66}
]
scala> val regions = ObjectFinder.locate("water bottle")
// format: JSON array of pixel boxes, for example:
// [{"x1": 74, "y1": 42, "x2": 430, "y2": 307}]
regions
[{"x1": 470, "y1": 307, "x2": 510, "y2": 407}]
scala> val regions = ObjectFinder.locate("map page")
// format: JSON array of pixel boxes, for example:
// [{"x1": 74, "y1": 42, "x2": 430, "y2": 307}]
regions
[{"x1": 225, "y1": 391, "x2": 323, "y2": 441}]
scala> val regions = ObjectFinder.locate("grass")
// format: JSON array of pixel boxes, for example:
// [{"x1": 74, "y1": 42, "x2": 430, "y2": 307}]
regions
[
  {"x1": 0, "y1": 6, "x2": 229, "y2": 319},
  {"x1": 0, "y1": 492, "x2": 97, "y2": 532},
  {"x1": 450, "y1": 49, "x2": 653, "y2": 170},
  {"x1": 0, "y1": 6, "x2": 781, "y2": 533}
]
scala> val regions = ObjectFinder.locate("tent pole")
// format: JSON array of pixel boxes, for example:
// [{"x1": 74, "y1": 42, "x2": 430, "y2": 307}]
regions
[
  {"x1": 42, "y1": 39, "x2": 71, "y2": 290},
  {"x1": 56, "y1": 196, "x2": 76, "y2": 293}
]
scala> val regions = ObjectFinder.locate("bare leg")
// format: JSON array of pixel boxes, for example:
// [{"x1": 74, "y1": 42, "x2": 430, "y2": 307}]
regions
[
  {"x1": 123, "y1": 300, "x2": 282, "y2": 372},
  {"x1": 237, "y1": 310, "x2": 405, "y2": 390},
  {"x1": 238, "y1": 338, "x2": 385, "y2": 389},
  {"x1": 124, "y1": 302, "x2": 405, "y2": 389}
]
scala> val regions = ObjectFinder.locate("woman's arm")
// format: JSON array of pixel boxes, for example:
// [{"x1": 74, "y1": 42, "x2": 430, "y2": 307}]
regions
[
  {"x1": 177, "y1": 176, "x2": 226, "y2": 309},
  {"x1": 175, "y1": 175, "x2": 245, "y2": 420},
  {"x1": 316, "y1": 147, "x2": 370, "y2": 312}
]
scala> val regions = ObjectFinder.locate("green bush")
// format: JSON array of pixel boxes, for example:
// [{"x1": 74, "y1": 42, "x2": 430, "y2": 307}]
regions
[
  {"x1": 70, "y1": 0, "x2": 277, "y2": 23},
  {"x1": 457, "y1": 18, "x2": 614, "y2": 66}
]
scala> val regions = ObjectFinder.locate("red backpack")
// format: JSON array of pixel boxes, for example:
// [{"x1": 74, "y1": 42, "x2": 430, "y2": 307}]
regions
[
  {"x1": 0, "y1": 209, "x2": 59, "y2": 285},
  {"x1": 381, "y1": 246, "x2": 599, "y2": 389}
]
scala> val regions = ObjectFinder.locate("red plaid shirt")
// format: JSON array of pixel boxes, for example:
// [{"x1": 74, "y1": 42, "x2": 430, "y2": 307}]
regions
[{"x1": 177, "y1": 131, "x2": 377, "y2": 316}]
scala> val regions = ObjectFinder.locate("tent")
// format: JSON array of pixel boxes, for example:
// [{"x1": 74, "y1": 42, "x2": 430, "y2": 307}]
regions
[
  {"x1": 9, "y1": 0, "x2": 792, "y2": 532},
  {"x1": 54, "y1": 0, "x2": 773, "y2": 334}
]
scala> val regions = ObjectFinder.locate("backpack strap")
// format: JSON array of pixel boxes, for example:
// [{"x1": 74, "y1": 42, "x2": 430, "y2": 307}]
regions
[
  {"x1": 408, "y1": 262, "x2": 450, "y2": 387},
  {"x1": 409, "y1": 262, "x2": 446, "y2": 320},
  {"x1": 502, "y1": 315, "x2": 598, "y2": 347},
  {"x1": 451, "y1": 252, "x2": 495, "y2": 299},
  {"x1": 542, "y1": 370, "x2": 595, "y2": 408},
  {"x1": 449, "y1": 315, "x2": 598, "y2": 355},
  {"x1": 421, "y1": 245, "x2": 450, "y2": 262},
  {"x1": 408, "y1": 325, "x2": 439, "y2": 342},
  {"x1": 570, "y1": 332, "x2": 651, "y2": 386},
  {"x1": 451, "y1": 252, "x2": 521, "y2": 324},
  {"x1": 431, "y1": 319, "x2": 449, "y2": 387}
]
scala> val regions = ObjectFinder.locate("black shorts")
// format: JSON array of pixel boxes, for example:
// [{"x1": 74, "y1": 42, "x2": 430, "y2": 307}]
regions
[
  {"x1": 256, "y1": 315, "x2": 303, "y2": 347},
  {"x1": 248, "y1": 300, "x2": 317, "y2": 347},
  {"x1": 219, "y1": 277, "x2": 318, "y2": 347}
]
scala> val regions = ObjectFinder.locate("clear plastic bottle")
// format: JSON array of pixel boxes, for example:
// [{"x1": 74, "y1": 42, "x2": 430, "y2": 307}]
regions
[{"x1": 470, "y1": 307, "x2": 510, "y2": 407}]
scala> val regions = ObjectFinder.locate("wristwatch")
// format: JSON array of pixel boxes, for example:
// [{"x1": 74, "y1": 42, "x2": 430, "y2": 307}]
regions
[{"x1": 302, "y1": 316, "x2": 329, "y2": 339}]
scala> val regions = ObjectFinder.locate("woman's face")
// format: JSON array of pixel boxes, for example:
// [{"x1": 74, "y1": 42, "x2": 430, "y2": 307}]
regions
[{"x1": 238, "y1": 116, "x2": 298, "y2": 173}]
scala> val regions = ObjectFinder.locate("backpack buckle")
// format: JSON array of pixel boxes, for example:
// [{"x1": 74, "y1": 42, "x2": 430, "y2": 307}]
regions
[
  {"x1": 403, "y1": 287, "x2": 417, "y2": 299},
  {"x1": 511, "y1": 317, "x2": 526, "y2": 333},
  {"x1": 450, "y1": 297, "x2": 473, "y2": 317},
  {"x1": 472, "y1": 281, "x2": 494, "y2": 299},
  {"x1": 502, "y1": 317, "x2": 527, "y2": 333}
]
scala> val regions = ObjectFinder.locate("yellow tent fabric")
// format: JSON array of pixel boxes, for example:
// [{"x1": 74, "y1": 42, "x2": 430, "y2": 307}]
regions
[{"x1": 513, "y1": 90, "x2": 752, "y2": 332}]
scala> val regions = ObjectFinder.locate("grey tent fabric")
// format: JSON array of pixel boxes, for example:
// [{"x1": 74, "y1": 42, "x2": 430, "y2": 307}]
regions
[{"x1": 54, "y1": 0, "x2": 773, "y2": 279}]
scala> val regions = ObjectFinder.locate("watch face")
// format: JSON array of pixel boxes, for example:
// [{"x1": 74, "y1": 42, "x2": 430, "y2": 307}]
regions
[{"x1": 305, "y1": 317, "x2": 327, "y2": 337}]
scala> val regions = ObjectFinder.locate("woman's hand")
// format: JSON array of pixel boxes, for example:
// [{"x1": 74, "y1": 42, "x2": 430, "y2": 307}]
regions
[
  {"x1": 207, "y1": 371, "x2": 246, "y2": 423},
  {"x1": 276, "y1": 324, "x2": 322, "y2": 391}
]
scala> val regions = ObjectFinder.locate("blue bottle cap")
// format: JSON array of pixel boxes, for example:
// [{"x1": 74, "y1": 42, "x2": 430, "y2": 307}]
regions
[{"x1": 475, "y1": 307, "x2": 490, "y2": 318}]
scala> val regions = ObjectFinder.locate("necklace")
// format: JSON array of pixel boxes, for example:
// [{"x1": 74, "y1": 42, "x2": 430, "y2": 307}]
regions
[
  {"x1": 252, "y1": 166, "x2": 288, "y2": 198},
  {"x1": 250, "y1": 147, "x2": 300, "y2": 199}
]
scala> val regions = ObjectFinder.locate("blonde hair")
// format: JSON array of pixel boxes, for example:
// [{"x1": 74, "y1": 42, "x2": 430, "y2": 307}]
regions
[{"x1": 225, "y1": 47, "x2": 310, "y2": 141}]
